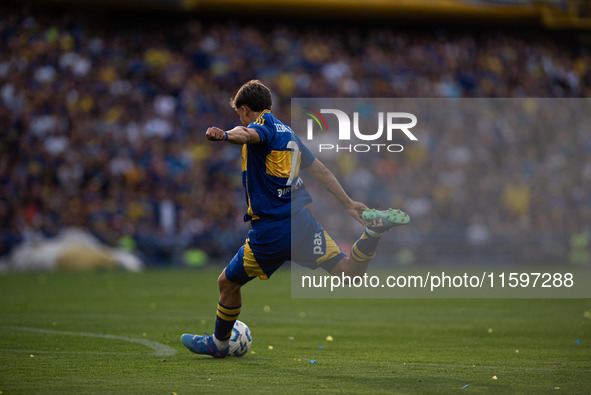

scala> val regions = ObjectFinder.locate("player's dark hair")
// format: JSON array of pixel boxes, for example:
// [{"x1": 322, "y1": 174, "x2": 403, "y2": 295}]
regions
[{"x1": 231, "y1": 80, "x2": 272, "y2": 112}]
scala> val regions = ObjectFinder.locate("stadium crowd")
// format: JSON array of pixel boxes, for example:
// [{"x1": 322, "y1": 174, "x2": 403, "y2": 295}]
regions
[{"x1": 1, "y1": 4, "x2": 590, "y2": 265}]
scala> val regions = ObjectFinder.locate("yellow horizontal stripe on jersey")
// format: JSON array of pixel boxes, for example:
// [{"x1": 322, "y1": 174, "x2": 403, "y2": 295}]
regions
[
  {"x1": 243, "y1": 240, "x2": 268, "y2": 280},
  {"x1": 266, "y1": 150, "x2": 301, "y2": 179}
]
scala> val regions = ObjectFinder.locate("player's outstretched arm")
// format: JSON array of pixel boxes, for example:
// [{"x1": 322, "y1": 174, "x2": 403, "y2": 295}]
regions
[
  {"x1": 305, "y1": 158, "x2": 366, "y2": 226},
  {"x1": 206, "y1": 126, "x2": 261, "y2": 145}
]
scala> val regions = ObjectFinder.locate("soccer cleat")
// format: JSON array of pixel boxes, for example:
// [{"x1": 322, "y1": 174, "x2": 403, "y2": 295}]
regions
[
  {"x1": 362, "y1": 208, "x2": 410, "y2": 232},
  {"x1": 181, "y1": 333, "x2": 229, "y2": 358}
]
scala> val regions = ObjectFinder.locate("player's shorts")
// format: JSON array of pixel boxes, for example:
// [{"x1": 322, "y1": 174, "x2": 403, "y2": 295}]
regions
[{"x1": 224, "y1": 207, "x2": 346, "y2": 285}]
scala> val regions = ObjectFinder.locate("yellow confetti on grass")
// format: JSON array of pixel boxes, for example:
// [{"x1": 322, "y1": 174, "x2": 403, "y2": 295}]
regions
[
  {"x1": 326, "y1": 335, "x2": 334, "y2": 341},
  {"x1": 488, "y1": 328, "x2": 493, "y2": 334},
  {"x1": 492, "y1": 375, "x2": 498, "y2": 380},
  {"x1": 268, "y1": 345, "x2": 274, "y2": 350}
]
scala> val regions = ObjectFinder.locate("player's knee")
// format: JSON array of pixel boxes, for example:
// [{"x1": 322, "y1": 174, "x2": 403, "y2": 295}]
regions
[
  {"x1": 218, "y1": 270, "x2": 241, "y2": 294},
  {"x1": 217, "y1": 270, "x2": 229, "y2": 291}
]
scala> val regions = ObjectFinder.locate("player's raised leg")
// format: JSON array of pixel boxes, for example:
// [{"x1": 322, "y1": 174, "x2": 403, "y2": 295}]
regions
[
  {"x1": 331, "y1": 208, "x2": 409, "y2": 276},
  {"x1": 362, "y1": 208, "x2": 409, "y2": 233}
]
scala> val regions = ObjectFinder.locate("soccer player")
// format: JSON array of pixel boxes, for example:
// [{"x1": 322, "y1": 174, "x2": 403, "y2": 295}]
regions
[{"x1": 181, "y1": 80, "x2": 409, "y2": 357}]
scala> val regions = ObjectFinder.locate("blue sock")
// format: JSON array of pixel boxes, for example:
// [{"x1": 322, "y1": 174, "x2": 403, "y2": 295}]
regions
[
  {"x1": 214, "y1": 302, "x2": 241, "y2": 341},
  {"x1": 350, "y1": 230, "x2": 380, "y2": 264}
]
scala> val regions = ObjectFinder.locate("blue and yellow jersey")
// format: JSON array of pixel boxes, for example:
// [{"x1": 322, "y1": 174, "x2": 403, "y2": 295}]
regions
[{"x1": 241, "y1": 110, "x2": 315, "y2": 223}]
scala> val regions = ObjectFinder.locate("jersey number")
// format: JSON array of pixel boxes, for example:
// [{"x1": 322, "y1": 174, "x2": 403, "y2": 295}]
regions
[{"x1": 286, "y1": 140, "x2": 299, "y2": 185}]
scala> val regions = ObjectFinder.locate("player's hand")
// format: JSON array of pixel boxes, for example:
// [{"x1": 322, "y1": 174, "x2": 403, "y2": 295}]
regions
[
  {"x1": 346, "y1": 201, "x2": 367, "y2": 226},
  {"x1": 206, "y1": 126, "x2": 226, "y2": 141}
]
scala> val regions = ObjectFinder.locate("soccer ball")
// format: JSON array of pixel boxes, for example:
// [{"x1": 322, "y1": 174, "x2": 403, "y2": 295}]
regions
[{"x1": 229, "y1": 320, "x2": 252, "y2": 357}]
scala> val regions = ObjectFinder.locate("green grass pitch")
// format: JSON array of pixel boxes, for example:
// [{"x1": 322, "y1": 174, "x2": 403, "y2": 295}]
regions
[{"x1": 1, "y1": 267, "x2": 590, "y2": 394}]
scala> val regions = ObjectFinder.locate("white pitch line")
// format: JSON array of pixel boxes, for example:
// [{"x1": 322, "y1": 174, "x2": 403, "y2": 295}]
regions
[
  {"x1": 1, "y1": 348, "x2": 140, "y2": 355},
  {"x1": 2, "y1": 326, "x2": 177, "y2": 356}
]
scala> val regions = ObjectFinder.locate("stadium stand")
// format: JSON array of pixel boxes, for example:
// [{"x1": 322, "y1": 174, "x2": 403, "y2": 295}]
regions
[{"x1": 0, "y1": 1, "x2": 589, "y2": 266}]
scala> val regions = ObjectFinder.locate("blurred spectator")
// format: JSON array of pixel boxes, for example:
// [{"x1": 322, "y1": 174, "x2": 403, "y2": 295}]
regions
[{"x1": 0, "y1": 3, "x2": 589, "y2": 265}]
